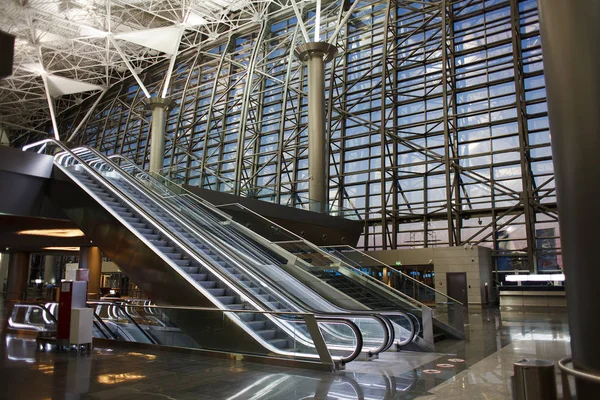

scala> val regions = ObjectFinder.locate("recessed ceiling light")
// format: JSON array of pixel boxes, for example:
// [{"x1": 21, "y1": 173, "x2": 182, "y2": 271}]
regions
[
  {"x1": 17, "y1": 229, "x2": 85, "y2": 238},
  {"x1": 42, "y1": 247, "x2": 81, "y2": 252}
]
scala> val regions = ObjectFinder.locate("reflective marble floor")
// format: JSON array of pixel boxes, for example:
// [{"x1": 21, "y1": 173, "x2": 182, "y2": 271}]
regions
[{"x1": 0, "y1": 306, "x2": 570, "y2": 400}]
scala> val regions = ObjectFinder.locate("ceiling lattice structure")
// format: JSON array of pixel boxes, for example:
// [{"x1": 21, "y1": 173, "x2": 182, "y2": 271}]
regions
[{"x1": 0, "y1": 0, "x2": 295, "y2": 141}]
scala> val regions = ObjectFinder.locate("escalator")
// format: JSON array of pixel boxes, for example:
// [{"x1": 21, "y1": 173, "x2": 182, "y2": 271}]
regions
[
  {"x1": 122, "y1": 163, "x2": 465, "y2": 345},
  {"x1": 100, "y1": 151, "x2": 420, "y2": 350},
  {"x1": 310, "y1": 269, "x2": 399, "y2": 311},
  {"x1": 24, "y1": 140, "x2": 405, "y2": 365}
]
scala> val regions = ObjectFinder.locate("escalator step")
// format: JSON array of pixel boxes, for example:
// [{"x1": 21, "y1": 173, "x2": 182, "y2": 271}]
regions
[
  {"x1": 246, "y1": 321, "x2": 266, "y2": 330},
  {"x1": 267, "y1": 339, "x2": 289, "y2": 349},
  {"x1": 215, "y1": 296, "x2": 236, "y2": 305},
  {"x1": 144, "y1": 234, "x2": 161, "y2": 241},
  {"x1": 128, "y1": 222, "x2": 148, "y2": 230},
  {"x1": 191, "y1": 274, "x2": 209, "y2": 282},
  {"x1": 240, "y1": 281, "x2": 256, "y2": 289},
  {"x1": 156, "y1": 246, "x2": 176, "y2": 253},
  {"x1": 163, "y1": 252, "x2": 182, "y2": 260},
  {"x1": 138, "y1": 228, "x2": 154, "y2": 235},
  {"x1": 172, "y1": 259, "x2": 190, "y2": 267},
  {"x1": 256, "y1": 330, "x2": 276, "y2": 340},
  {"x1": 148, "y1": 240, "x2": 168, "y2": 247},
  {"x1": 207, "y1": 288, "x2": 225, "y2": 296},
  {"x1": 180, "y1": 266, "x2": 200, "y2": 274},
  {"x1": 227, "y1": 304, "x2": 246, "y2": 311},
  {"x1": 239, "y1": 313, "x2": 255, "y2": 322}
]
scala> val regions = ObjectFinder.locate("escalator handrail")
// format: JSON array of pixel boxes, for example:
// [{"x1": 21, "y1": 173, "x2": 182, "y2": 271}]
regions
[
  {"x1": 87, "y1": 301, "x2": 364, "y2": 365},
  {"x1": 380, "y1": 311, "x2": 417, "y2": 348},
  {"x1": 24, "y1": 140, "x2": 324, "y2": 354},
  {"x1": 113, "y1": 303, "x2": 158, "y2": 345},
  {"x1": 75, "y1": 147, "x2": 317, "y2": 318},
  {"x1": 84, "y1": 147, "x2": 395, "y2": 355},
  {"x1": 24, "y1": 141, "x2": 401, "y2": 356},
  {"x1": 315, "y1": 317, "x2": 363, "y2": 365},
  {"x1": 325, "y1": 244, "x2": 465, "y2": 306},
  {"x1": 88, "y1": 300, "x2": 395, "y2": 358},
  {"x1": 217, "y1": 202, "x2": 428, "y2": 310},
  {"x1": 100, "y1": 152, "x2": 409, "y2": 354},
  {"x1": 92, "y1": 310, "x2": 119, "y2": 340},
  {"x1": 22, "y1": 140, "x2": 376, "y2": 360},
  {"x1": 51, "y1": 142, "x2": 314, "y2": 346}
]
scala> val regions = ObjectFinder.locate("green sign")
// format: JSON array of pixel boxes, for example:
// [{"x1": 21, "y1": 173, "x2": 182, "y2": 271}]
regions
[{"x1": 395, "y1": 261, "x2": 402, "y2": 266}]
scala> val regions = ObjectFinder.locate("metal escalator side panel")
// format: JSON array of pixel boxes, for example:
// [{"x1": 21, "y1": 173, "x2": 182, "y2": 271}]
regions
[
  {"x1": 49, "y1": 162, "x2": 341, "y2": 359},
  {"x1": 47, "y1": 166, "x2": 274, "y2": 355},
  {"x1": 78, "y1": 149, "x2": 377, "y2": 355}
]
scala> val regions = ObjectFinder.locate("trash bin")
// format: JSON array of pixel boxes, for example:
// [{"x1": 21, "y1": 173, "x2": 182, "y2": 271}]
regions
[{"x1": 513, "y1": 359, "x2": 557, "y2": 400}]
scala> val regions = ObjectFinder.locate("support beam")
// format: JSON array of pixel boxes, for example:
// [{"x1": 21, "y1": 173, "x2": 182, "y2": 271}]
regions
[
  {"x1": 79, "y1": 247, "x2": 102, "y2": 300},
  {"x1": 538, "y1": 0, "x2": 600, "y2": 396},
  {"x1": 145, "y1": 97, "x2": 173, "y2": 175},
  {"x1": 161, "y1": 26, "x2": 186, "y2": 99},
  {"x1": 294, "y1": 42, "x2": 337, "y2": 212},
  {"x1": 67, "y1": 90, "x2": 108, "y2": 143},
  {"x1": 109, "y1": 36, "x2": 151, "y2": 99},
  {"x1": 6, "y1": 252, "x2": 30, "y2": 301},
  {"x1": 41, "y1": 74, "x2": 61, "y2": 141}
]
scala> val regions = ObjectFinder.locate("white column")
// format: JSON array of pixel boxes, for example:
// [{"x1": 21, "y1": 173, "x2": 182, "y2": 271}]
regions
[
  {"x1": 145, "y1": 98, "x2": 173, "y2": 175},
  {"x1": 294, "y1": 42, "x2": 337, "y2": 212}
]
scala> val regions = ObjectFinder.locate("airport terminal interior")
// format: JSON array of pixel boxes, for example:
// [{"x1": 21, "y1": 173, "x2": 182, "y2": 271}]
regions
[{"x1": 0, "y1": 0, "x2": 597, "y2": 399}]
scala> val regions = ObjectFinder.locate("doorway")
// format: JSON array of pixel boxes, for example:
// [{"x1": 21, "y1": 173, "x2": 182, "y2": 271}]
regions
[{"x1": 447, "y1": 272, "x2": 468, "y2": 306}]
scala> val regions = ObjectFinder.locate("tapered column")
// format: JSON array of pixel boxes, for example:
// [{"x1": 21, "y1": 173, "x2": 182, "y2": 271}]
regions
[
  {"x1": 6, "y1": 252, "x2": 30, "y2": 301},
  {"x1": 538, "y1": 0, "x2": 600, "y2": 396},
  {"x1": 43, "y1": 255, "x2": 57, "y2": 285},
  {"x1": 295, "y1": 43, "x2": 337, "y2": 212},
  {"x1": 0, "y1": 253, "x2": 10, "y2": 296},
  {"x1": 145, "y1": 98, "x2": 173, "y2": 175},
  {"x1": 79, "y1": 247, "x2": 102, "y2": 300}
]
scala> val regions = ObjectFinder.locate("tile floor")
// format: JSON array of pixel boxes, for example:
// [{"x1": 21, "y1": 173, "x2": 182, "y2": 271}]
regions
[{"x1": 0, "y1": 304, "x2": 570, "y2": 399}]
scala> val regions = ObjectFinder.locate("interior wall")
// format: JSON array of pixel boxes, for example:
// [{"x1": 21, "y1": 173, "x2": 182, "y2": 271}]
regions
[{"x1": 365, "y1": 246, "x2": 494, "y2": 306}]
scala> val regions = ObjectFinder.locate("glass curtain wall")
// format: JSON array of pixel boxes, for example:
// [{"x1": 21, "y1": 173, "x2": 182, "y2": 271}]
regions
[{"x1": 55, "y1": 0, "x2": 559, "y2": 276}]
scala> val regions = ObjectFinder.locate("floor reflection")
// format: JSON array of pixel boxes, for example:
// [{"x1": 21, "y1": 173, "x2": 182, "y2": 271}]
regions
[
  {"x1": 0, "y1": 306, "x2": 570, "y2": 400},
  {"x1": 225, "y1": 371, "x2": 420, "y2": 400}
]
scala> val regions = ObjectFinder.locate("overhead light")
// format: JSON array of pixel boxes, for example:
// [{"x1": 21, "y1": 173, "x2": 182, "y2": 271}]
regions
[
  {"x1": 42, "y1": 247, "x2": 81, "y2": 252},
  {"x1": 506, "y1": 274, "x2": 565, "y2": 282},
  {"x1": 18, "y1": 229, "x2": 85, "y2": 238}
]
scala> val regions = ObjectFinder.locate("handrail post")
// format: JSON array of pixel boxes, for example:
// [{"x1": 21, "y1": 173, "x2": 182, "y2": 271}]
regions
[
  {"x1": 302, "y1": 314, "x2": 335, "y2": 370},
  {"x1": 421, "y1": 305, "x2": 435, "y2": 350}
]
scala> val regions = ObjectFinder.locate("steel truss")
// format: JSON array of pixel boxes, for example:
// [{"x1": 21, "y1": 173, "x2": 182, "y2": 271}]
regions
[{"x1": 13, "y1": 0, "x2": 559, "y2": 274}]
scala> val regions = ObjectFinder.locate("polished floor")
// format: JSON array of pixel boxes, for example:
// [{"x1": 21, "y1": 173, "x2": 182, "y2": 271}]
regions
[{"x1": 0, "y1": 305, "x2": 570, "y2": 400}]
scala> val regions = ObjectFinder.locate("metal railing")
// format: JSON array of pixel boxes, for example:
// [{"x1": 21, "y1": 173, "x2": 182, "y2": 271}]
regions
[
  {"x1": 558, "y1": 358, "x2": 600, "y2": 400},
  {"x1": 6, "y1": 300, "x2": 365, "y2": 368}
]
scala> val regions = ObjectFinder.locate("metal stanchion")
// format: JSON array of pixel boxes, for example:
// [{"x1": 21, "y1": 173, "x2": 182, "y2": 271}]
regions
[{"x1": 512, "y1": 359, "x2": 557, "y2": 400}]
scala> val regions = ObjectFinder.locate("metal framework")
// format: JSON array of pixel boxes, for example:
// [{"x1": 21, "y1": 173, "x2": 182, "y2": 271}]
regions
[{"x1": 1, "y1": 0, "x2": 560, "y2": 275}]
